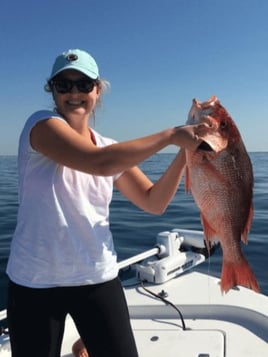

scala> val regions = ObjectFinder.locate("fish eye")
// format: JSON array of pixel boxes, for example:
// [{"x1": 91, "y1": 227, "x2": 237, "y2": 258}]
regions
[{"x1": 220, "y1": 120, "x2": 228, "y2": 129}]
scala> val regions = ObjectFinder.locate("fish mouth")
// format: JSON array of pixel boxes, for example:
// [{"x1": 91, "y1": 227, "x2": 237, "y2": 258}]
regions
[
  {"x1": 196, "y1": 115, "x2": 228, "y2": 153},
  {"x1": 198, "y1": 141, "x2": 214, "y2": 151},
  {"x1": 188, "y1": 98, "x2": 229, "y2": 153},
  {"x1": 197, "y1": 135, "x2": 228, "y2": 153}
]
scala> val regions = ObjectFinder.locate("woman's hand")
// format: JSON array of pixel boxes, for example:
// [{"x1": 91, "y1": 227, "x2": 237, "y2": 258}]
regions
[{"x1": 171, "y1": 123, "x2": 210, "y2": 151}]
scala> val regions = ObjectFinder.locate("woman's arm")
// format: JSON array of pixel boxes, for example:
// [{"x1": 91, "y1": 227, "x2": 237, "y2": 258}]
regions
[
  {"x1": 30, "y1": 117, "x2": 203, "y2": 176},
  {"x1": 115, "y1": 149, "x2": 186, "y2": 215}
]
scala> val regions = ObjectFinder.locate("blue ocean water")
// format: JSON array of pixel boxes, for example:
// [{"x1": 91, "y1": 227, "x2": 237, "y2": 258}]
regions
[{"x1": 0, "y1": 153, "x2": 267, "y2": 312}]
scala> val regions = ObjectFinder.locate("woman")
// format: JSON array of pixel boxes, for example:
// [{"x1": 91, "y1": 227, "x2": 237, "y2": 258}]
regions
[{"x1": 6, "y1": 49, "x2": 206, "y2": 357}]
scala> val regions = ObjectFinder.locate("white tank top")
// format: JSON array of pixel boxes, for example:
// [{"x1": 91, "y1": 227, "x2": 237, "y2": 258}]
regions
[{"x1": 7, "y1": 110, "x2": 120, "y2": 288}]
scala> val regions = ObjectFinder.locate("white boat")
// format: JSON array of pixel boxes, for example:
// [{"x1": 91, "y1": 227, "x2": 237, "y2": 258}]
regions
[{"x1": 1, "y1": 228, "x2": 267, "y2": 356}]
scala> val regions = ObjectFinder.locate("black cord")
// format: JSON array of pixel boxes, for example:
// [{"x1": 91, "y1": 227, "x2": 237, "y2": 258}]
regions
[{"x1": 140, "y1": 280, "x2": 187, "y2": 331}]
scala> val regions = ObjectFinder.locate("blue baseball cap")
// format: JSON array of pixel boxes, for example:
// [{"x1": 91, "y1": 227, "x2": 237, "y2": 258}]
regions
[{"x1": 48, "y1": 49, "x2": 99, "y2": 81}]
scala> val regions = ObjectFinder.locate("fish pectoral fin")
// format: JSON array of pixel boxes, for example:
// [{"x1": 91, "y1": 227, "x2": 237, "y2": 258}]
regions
[
  {"x1": 184, "y1": 165, "x2": 191, "y2": 193},
  {"x1": 201, "y1": 214, "x2": 217, "y2": 250},
  {"x1": 241, "y1": 204, "x2": 254, "y2": 244}
]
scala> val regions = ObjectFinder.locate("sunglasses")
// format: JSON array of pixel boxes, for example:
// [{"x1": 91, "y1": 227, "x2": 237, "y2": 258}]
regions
[{"x1": 50, "y1": 78, "x2": 97, "y2": 94}]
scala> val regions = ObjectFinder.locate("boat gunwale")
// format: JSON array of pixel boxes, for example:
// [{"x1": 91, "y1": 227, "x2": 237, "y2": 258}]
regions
[{"x1": 128, "y1": 303, "x2": 268, "y2": 343}]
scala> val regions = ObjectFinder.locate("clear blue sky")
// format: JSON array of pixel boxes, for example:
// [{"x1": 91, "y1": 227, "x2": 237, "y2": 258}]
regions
[{"x1": 1, "y1": 0, "x2": 268, "y2": 154}]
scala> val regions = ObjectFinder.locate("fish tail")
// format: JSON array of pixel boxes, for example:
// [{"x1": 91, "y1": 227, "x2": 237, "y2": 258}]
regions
[{"x1": 221, "y1": 257, "x2": 260, "y2": 294}]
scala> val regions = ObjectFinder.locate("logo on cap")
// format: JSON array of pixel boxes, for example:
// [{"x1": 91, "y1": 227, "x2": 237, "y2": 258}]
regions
[{"x1": 66, "y1": 54, "x2": 78, "y2": 62}]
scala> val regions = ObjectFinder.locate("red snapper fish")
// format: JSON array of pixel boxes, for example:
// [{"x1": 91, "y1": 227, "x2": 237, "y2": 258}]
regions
[{"x1": 185, "y1": 96, "x2": 259, "y2": 293}]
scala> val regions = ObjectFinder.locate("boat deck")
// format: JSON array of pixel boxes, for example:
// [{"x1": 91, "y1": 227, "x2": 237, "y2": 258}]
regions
[{"x1": 123, "y1": 271, "x2": 268, "y2": 357}]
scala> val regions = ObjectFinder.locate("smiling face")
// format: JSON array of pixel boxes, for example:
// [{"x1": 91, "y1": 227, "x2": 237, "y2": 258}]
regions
[{"x1": 51, "y1": 69, "x2": 100, "y2": 130}]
